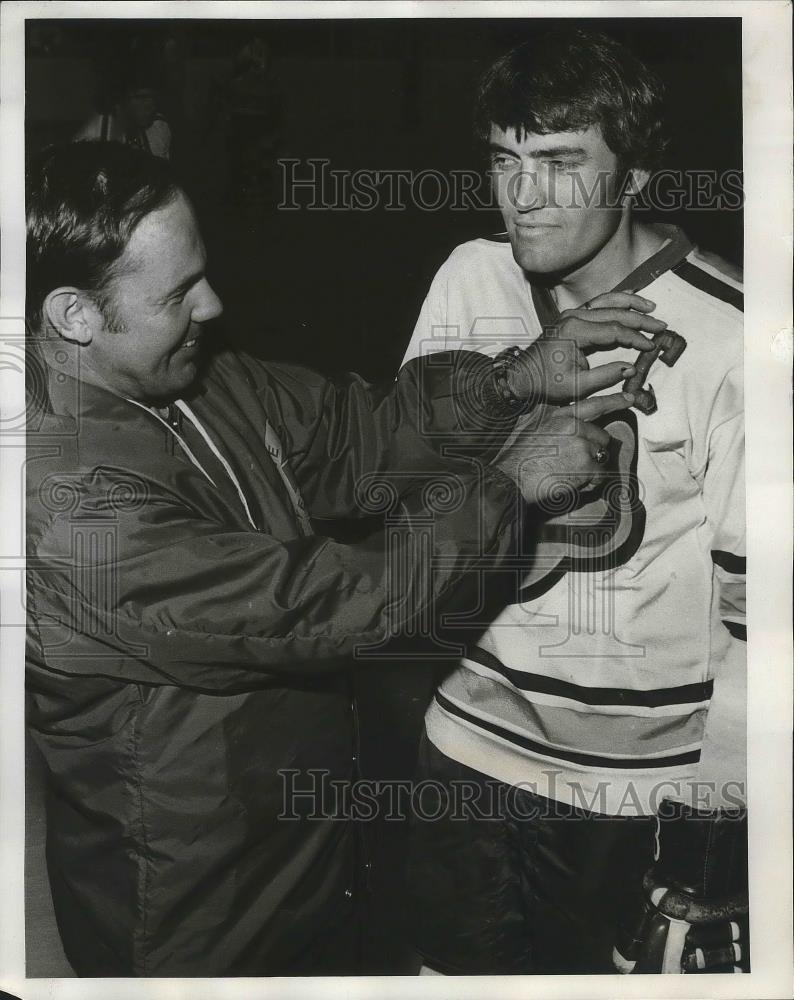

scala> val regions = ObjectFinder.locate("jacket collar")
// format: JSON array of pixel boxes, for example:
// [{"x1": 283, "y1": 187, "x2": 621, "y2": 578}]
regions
[{"x1": 38, "y1": 350, "x2": 207, "y2": 424}]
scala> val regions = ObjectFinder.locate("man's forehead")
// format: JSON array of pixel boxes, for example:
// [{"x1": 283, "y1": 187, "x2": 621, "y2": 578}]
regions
[
  {"x1": 120, "y1": 194, "x2": 205, "y2": 288},
  {"x1": 489, "y1": 123, "x2": 608, "y2": 152}
]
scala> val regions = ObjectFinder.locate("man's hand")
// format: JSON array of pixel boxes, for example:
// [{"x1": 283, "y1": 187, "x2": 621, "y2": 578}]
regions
[
  {"x1": 509, "y1": 292, "x2": 666, "y2": 404},
  {"x1": 493, "y1": 392, "x2": 634, "y2": 506}
]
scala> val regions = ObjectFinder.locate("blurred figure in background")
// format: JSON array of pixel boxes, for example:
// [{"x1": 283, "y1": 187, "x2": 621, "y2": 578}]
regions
[
  {"x1": 209, "y1": 36, "x2": 283, "y2": 208},
  {"x1": 74, "y1": 52, "x2": 171, "y2": 159}
]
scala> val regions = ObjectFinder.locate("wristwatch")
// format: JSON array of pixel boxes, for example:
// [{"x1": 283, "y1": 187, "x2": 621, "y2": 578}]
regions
[{"x1": 490, "y1": 345, "x2": 534, "y2": 413}]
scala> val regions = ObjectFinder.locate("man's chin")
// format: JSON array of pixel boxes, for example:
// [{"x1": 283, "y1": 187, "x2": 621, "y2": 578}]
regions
[
  {"x1": 151, "y1": 361, "x2": 201, "y2": 404},
  {"x1": 510, "y1": 246, "x2": 565, "y2": 276}
]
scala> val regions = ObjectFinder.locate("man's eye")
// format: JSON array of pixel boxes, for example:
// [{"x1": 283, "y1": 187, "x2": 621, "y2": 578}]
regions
[{"x1": 490, "y1": 156, "x2": 515, "y2": 170}]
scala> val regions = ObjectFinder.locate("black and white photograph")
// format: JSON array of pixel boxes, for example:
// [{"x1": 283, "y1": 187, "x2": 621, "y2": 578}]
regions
[{"x1": 0, "y1": 2, "x2": 791, "y2": 998}]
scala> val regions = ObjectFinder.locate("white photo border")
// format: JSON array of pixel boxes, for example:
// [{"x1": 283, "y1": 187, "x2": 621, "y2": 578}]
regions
[{"x1": 1, "y1": 2, "x2": 791, "y2": 998}]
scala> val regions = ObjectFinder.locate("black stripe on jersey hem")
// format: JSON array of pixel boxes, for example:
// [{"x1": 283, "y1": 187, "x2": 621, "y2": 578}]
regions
[
  {"x1": 711, "y1": 549, "x2": 746, "y2": 575},
  {"x1": 467, "y1": 646, "x2": 713, "y2": 707},
  {"x1": 723, "y1": 621, "x2": 747, "y2": 642},
  {"x1": 434, "y1": 692, "x2": 702, "y2": 769},
  {"x1": 672, "y1": 260, "x2": 744, "y2": 312}
]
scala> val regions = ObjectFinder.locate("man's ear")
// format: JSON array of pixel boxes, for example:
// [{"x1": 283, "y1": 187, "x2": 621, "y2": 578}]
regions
[
  {"x1": 43, "y1": 288, "x2": 101, "y2": 345},
  {"x1": 623, "y1": 167, "x2": 651, "y2": 200}
]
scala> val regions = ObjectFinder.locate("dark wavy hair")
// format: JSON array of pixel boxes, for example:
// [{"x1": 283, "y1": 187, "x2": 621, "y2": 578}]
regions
[
  {"x1": 26, "y1": 141, "x2": 178, "y2": 331},
  {"x1": 474, "y1": 29, "x2": 669, "y2": 174}
]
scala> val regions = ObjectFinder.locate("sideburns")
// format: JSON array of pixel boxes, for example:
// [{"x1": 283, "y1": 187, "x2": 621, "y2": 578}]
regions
[{"x1": 93, "y1": 292, "x2": 127, "y2": 335}]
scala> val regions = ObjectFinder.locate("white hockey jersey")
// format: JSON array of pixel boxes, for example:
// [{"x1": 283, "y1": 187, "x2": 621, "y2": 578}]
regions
[{"x1": 402, "y1": 226, "x2": 745, "y2": 815}]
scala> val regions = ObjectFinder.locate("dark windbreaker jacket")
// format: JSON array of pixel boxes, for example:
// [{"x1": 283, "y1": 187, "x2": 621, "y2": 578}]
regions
[{"x1": 25, "y1": 347, "x2": 523, "y2": 976}]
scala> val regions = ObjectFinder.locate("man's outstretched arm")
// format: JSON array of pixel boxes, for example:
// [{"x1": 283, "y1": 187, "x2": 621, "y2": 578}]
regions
[
  {"x1": 27, "y1": 455, "x2": 520, "y2": 691},
  {"x1": 251, "y1": 296, "x2": 656, "y2": 520}
]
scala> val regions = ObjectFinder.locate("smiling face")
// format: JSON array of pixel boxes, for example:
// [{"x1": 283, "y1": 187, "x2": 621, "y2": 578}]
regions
[
  {"x1": 489, "y1": 124, "x2": 630, "y2": 279},
  {"x1": 84, "y1": 192, "x2": 223, "y2": 403}
]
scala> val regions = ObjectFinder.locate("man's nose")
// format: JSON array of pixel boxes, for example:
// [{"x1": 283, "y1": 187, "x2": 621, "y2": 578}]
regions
[
  {"x1": 509, "y1": 167, "x2": 549, "y2": 212},
  {"x1": 193, "y1": 279, "x2": 224, "y2": 323}
]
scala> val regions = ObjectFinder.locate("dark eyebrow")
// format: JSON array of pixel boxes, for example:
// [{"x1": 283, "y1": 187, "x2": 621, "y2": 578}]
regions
[
  {"x1": 488, "y1": 142, "x2": 587, "y2": 159},
  {"x1": 532, "y1": 146, "x2": 587, "y2": 159},
  {"x1": 488, "y1": 142, "x2": 521, "y2": 157},
  {"x1": 488, "y1": 142, "x2": 518, "y2": 156}
]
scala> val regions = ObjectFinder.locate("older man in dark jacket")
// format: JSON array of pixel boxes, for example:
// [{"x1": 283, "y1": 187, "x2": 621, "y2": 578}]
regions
[{"x1": 25, "y1": 141, "x2": 650, "y2": 976}]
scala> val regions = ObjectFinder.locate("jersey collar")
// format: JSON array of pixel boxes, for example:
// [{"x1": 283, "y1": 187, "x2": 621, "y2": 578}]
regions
[{"x1": 530, "y1": 224, "x2": 693, "y2": 324}]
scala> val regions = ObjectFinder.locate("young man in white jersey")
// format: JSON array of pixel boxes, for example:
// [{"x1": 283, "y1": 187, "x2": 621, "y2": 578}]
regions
[{"x1": 401, "y1": 28, "x2": 747, "y2": 975}]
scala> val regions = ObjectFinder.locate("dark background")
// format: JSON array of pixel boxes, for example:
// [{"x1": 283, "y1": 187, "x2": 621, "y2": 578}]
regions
[
  {"x1": 27, "y1": 17, "x2": 742, "y2": 382},
  {"x1": 25, "y1": 15, "x2": 743, "y2": 976}
]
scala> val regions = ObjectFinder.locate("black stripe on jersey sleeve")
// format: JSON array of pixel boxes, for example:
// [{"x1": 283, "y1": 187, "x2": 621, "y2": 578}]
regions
[
  {"x1": 672, "y1": 260, "x2": 744, "y2": 312},
  {"x1": 712, "y1": 549, "x2": 746, "y2": 575},
  {"x1": 434, "y1": 692, "x2": 703, "y2": 769},
  {"x1": 467, "y1": 646, "x2": 713, "y2": 707},
  {"x1": 723, "y1": 621, "x2": 747, "y2": 642}
]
